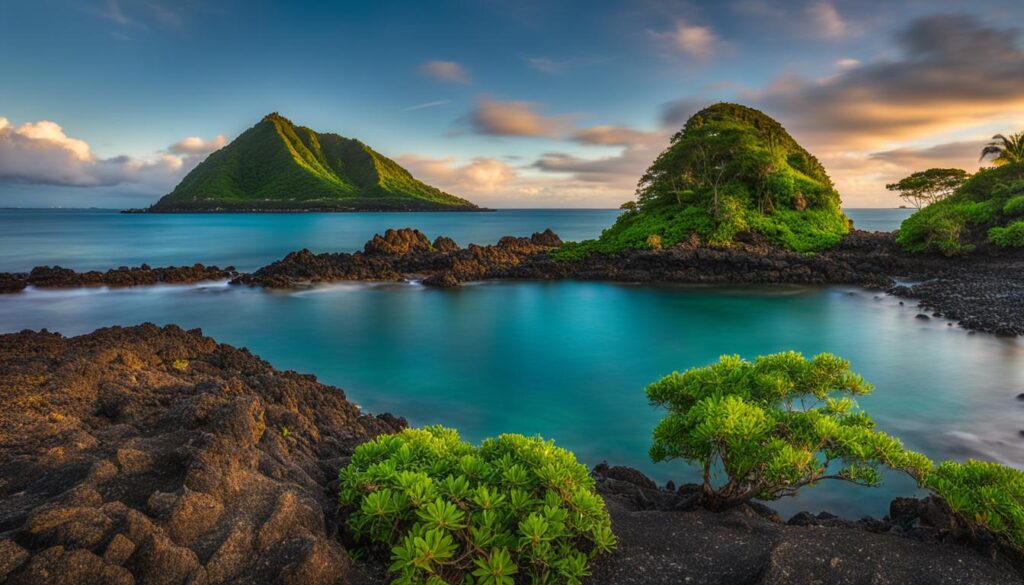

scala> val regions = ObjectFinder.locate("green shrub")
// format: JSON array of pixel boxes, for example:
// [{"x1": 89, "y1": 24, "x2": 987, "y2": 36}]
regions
[
  {"x1": 338, "y1": 426, "x2": 616, "y2": 584},
  {"x1": 923, "y1": 460, "x2": 1024, "y2": 547},
  {"x1": 1003, "y1": 195, "x2": 1024, "y2": 216},
  {"x1": 171, "y1": 359, "x2": 189, "y2": 371},
  {"x1": 989, "y1": 221, "x2": 1024, "y2": 248},
  {"x1": 898, "y1": 164, "x2": 1024, "y2": 254},
  {"x1": 646, "y1": 352, "x2": 931, "y2": 510}
]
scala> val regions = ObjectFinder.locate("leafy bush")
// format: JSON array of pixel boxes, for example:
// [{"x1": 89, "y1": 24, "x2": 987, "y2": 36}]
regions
[
  {"x1": 645, "y1": 352, "x2": 931, "y2": 510},
  {"x1": 1003, "y1": 195, "x2": 1024, "y2": 216},
  {"x1": 989, "y1": 221, "x2": 1024, "y2": 248},
  {"x1": 898, "y1": 165, "x2": 1024, "y2": 254},
  {"x1": 923, "y1": 460, "x2": 1024, "y2": 547},
  {"x1": 338, "y1": 426, "x2": 616, "y2": 584}
]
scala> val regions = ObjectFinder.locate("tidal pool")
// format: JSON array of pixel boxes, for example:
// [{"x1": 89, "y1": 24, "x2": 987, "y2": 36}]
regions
[{"x1": 1, "y1": 279, "x2": 1020, "y2": 518}]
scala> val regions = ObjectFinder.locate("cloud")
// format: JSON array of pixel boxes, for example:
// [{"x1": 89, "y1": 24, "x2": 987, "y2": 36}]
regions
[
  {"x1": 869, "y1": 140, "x2": 988, "y2": 169},
  {"x1": 100, "y1": 0, "x2": 134, "y2": 26},
  {"x1": 469, "y1": 97, "x2": 575, "y2": 137},
  {"x1": 806, "y1": 2, "x2": 847, "y2": 39},
  {"x1": 168, "y1": 134, "x2": 227, "y2": 155},
  {"x1": 419, "y1": 60, "x2": 470, "y2": 84},
  {"x1": 572, "y1": 125, "x2": 658, "y2": 147},
  {"x1": 0, "y1": 115, "x2": 224, "y2": 191},
  {"x1": 835, "y1": 58, "x2": 860, "y2": 68},
  {"x1": 729, "y1": 0, "x2": 785, "y2": 18},
  {"x1": 522, "y1": 56, "x2": 608, "y2": 74},
  {"x1": 659, "y1": 98, "x2": 710, "y2": 129},
  {"x1": 752, "y1": 13, "x2": 1024, "y2": 150},
  {"x1": 395, "y1": 155, "x2": 517, "y2": 194},
  {"x1": 524, "y1": 57, "x2": 560, "y2": 74},
  {"x1": 813, "y1": 140, "x2": 992, "y2": 207},
  {"x1": 86, "y1": 0, "x2": 190, "y2": 31},
  {"x1": 404, "y1": 100, "x2": 450, "y2": 111},
  {"x1": 650, "y1": 20, "x2": 722, "y2": 60},
  {"x1": 532, "y1": 123, "x2": 671, "y2": 195}
]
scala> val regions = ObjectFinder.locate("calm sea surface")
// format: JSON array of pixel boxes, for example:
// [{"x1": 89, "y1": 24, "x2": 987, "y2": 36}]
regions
[
  {"x1": 0, "y1": 208, "x2": 910, "y2": 272},
  {"x1": 4, "y1": 206, "x2": 1015, "y2": 519}
]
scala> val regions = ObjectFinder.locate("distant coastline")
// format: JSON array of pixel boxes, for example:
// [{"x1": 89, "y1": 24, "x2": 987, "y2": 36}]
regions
[{"x1": 121, "y1": 206, "x2": 495, "y2": 214}]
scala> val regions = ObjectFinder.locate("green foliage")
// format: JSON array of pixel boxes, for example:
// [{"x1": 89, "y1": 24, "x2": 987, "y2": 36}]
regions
[
  {"x1": 550, "y1": 103, "x2": 848, "y2": 260},
  {"x1": 171, "y1": 359, "x2": 189, "y2": 371},
  {"x1": 980, "y1": 132, "x2": 1024, "y2": 167},
  {"x1": 897, "y1": 165, "x2": 1024, "y2": 254},
  {"x1": 645, "y1": 352, "x2": 931, "y2": 510},
  {"x1": 1004, "y1": 195, "x2": 1024, "y2": 216},
  {"x1": 923, "y1": 460, "x2": 1024, "y2": 547},
  {"x1": 885, "y1": 168, "x2": 970, "y2": 210},
  {"x1": 339, "y1": 426, "x2": 616, "y2": 584},
  {"x1": 152, "y1": 113, "x2": 477, "y2": 211},
  {"x1": 989, "y1": 221, "x2": 1024, "y2": 248},
  {"x1": 281, "y1": 426, "x2": 290, "y2": 438}
]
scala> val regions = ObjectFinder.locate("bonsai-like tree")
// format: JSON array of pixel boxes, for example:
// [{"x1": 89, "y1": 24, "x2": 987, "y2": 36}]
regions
[
  {"x1": 646, "y1": 352, "x2": 931, "y2": 511},
  {"x1": 885, "y1": 168, "x2": 970, "y2": 209},
  {"x1": 980, "y1": 132, "x2": 1024, "y2": 167}
]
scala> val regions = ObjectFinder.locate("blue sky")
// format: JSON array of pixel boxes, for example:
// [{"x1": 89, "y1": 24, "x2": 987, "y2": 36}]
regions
[{"x1": 2, "y1": 0, "x2": 1023, "y2": 208}]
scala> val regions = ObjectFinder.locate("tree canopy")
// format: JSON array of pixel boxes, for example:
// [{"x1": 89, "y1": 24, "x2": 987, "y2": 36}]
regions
[
  {"x1": 981, "y1": 132, "x2": 1024, "y2": 167},
  {"x1": 646, "y1": 352, "x2": 931, "y2": 510},
  {"x1": 885, "y1": 168, "x2": 970, "y2": 209}
]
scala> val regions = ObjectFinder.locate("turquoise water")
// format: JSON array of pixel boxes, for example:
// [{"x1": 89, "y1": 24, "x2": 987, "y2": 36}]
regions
[
  {"x1": 0, "y1": 279, "x2": 1020, "y2": 518},
  {"x1": 0, "y1": 208, "x2": 910, "y2": 272},
  {"x1": 4, "y1": 205, "x2": 1007, "y2": 519}
]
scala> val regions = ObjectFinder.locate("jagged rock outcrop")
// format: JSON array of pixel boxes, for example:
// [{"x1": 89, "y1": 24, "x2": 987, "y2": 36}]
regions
[
  {"x1": 230, "y1": 227, "x2": 1024, "y2": 336},
  {"x1": 0, "y1": 324, "x2": 404, "y2": 584},
  {"x1": 233, "y1": 228, "x2": 563, "y2": 288},
  {"x1": 0, "y1": 264, "x2": 235, "y2": 293}
]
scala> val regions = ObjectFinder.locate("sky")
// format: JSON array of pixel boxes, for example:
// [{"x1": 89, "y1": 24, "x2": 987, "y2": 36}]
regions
[{"x1": 1, "y1": 0, "x2": 1023, "y2": 209}]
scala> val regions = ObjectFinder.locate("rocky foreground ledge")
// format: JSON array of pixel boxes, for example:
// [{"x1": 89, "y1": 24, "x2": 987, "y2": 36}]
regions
[{"x1": 1, "y1": 325, "x2": 1022, "y2": 584}]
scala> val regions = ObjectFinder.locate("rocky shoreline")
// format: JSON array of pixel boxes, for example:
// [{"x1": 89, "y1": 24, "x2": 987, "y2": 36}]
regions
[
  {"x1": 1, "y1": 228, "x2": 1022, "y2": 336},
  {"x1": 234, "y1": 227, "x2": 1024, "y2": 337},
  {"x1": 1, "y1": 325, "x2": 1021, "y2": 584},
  {"x1": 0, "y1": 264, "x2": 237, "y2": 294}
]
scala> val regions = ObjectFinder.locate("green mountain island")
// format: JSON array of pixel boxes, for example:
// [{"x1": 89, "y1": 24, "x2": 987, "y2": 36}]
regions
[
  {"x1": 147, "y1": 113, "x2": 480, "y2": 212},
  {"x1": 554, "y1": 103, "x2": 850, "y2": 260}
]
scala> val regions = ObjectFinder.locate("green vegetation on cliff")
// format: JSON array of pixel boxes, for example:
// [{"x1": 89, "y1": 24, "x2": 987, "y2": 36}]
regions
[
  {"x1": 897, "y1": 163, "x2": 1024, "y2": 255},
  {"x1": 151, "y1": 113, "x2": 478, "y2": 212},
  {"x1": 553, "y1": 103, "x2": 849, "y2": 260}
]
